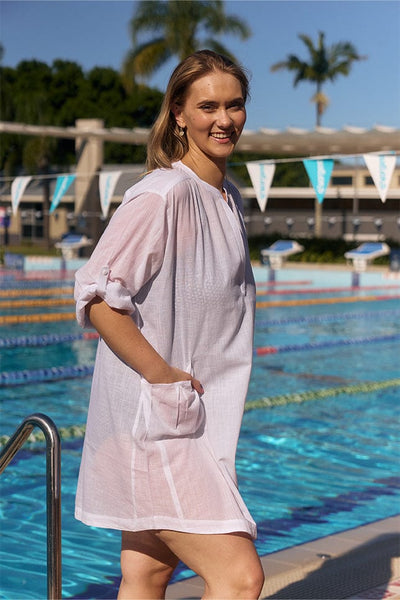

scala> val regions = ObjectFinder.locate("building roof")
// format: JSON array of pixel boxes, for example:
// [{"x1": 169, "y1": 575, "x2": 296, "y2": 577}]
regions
[{"x1": 1, "y1": 121, "x2": 399, "y2": 156}]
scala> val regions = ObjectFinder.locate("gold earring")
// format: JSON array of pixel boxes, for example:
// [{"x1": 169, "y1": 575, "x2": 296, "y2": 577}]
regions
[{"x1": 179, "y1": 126, "x2": 185, "y2": 137}]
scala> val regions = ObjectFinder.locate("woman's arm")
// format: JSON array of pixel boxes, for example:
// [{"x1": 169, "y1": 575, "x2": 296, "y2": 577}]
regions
[{"x1": 86, "y1": 296, "x2": 203, "y2": 393}]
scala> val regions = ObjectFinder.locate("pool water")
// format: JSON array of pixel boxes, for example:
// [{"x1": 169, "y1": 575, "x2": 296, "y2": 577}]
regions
[{"x1": 0, "y1": 266, "x2": 399, "y2": 598}]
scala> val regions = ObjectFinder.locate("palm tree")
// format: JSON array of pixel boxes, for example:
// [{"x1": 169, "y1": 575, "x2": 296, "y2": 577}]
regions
[
  {"x1": 122, "y1": 0, "x2": 251, "y2": 89},
  {"x1": 270, "y1": 31, "x2": 366, "y2": 126}
]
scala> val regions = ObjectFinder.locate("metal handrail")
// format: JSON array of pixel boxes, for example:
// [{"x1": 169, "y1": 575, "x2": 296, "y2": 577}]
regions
[{"x1": 0, "y1": 413, "x2": 62, "y2": 599}]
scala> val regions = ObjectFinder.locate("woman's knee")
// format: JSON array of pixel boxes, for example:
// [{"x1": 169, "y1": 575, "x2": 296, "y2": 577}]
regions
[
  {"x1": 204, "y1": 557, "x2": 264, "y2": 599},
  {"x1": 229, "y1": 560, "x2": 265, "y2": 597}
]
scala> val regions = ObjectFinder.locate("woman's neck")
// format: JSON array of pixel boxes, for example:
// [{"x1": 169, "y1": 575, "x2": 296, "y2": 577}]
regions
[{"x1": 181, "y1": 152, "x2": 226, "y2": 195}]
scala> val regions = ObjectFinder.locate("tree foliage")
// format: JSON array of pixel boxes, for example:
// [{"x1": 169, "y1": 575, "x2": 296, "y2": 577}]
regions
[
  {"x1": 271, "y1": 32, "x2": 366, "y2": 126},
  {"x1": 122, "y1": 0, "x2": 251, "y2": 89},
  {"x1": 0, "y1": 59, "x2": 163, "y2": 175}
]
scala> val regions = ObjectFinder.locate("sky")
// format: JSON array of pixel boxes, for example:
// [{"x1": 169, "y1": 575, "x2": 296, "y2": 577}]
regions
[{"x1": 1, "y1": 0, "x2": 400, "y2": 131}]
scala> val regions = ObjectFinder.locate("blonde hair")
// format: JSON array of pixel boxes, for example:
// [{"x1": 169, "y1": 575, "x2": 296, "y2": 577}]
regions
[{"x1": 146, "y1": 50, "x2": 249, "y2": 171}]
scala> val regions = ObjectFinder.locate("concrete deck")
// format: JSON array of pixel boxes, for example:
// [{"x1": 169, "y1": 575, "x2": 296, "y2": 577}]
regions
[{"x1": 166, "y1": 515, "x2": 400, "y2": 599}]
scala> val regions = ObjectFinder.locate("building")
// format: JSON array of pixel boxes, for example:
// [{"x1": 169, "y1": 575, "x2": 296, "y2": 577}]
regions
[{"x1": 1, "y1": 120, "x2": 399, "y2": 246}]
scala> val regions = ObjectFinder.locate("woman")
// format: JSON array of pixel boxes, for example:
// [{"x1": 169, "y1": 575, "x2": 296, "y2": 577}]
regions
[{"x1": 74, "y1": 50, "x2": 264, "y2": 599}]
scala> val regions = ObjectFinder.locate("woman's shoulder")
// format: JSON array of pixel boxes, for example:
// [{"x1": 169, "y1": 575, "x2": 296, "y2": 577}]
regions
[{"x1": 122, "y1": 164, "x2": 193, "y2": 204}]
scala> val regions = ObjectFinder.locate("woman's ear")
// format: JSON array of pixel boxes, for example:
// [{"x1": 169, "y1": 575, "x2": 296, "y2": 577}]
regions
[{"x1": 171, "y1": 103, "x2": 185, "y2": 128}]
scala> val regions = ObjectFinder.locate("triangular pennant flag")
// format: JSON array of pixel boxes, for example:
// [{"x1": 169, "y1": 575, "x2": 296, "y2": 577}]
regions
[
  {"x1": 246, "y1": 162, "x2": 276, "y2": 212},
  {"x1": 303, "y1": 159, "x2": 334, "y2": 204},
  {"x1": 363, "y1": 154, "x2": 396, "y2": 203},
  {"x1": 50, "y1": 174, "x2": 76, "y2": 213},
  {"x1": 11, "y1": 176, "x2": 32, "y2": 215},
  {"x1": 99, "y1": 171, "x2": 122, "y2": 218}
]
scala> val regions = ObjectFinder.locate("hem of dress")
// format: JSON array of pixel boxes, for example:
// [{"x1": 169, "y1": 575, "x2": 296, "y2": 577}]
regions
[{"x1": 75, "y1": 508, "x2": 257, "y2": 539}]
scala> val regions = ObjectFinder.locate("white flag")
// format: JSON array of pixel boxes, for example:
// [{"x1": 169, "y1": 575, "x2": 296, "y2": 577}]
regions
[
  {"x1": 246, "y1": 162, "x2": 276, "y2": 212},
  {"x1": 11, "y1": 176, "x2": 32, "y2": 215},
  {"x1": 99, "y1": 171, "x2": 122, "y2": 218},
  {"x1": 363, "y1": 154, "x2": 396, "y2": 203}
]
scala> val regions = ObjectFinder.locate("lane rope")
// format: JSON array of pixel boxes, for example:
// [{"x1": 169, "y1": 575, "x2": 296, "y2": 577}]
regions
[
  {"x1": 0, "y1": 287, "x2": 73, "y2": 298},
  {"x1": 244, "y1": 378, "x2": 400, "y2": 412},
  {"x1": 0, "y1": 309, "x2": 400, "y2": 352},
  {"x1": 0, "y1": 364, "x2": 94, "y2": 386},
  {"x1": 2, "y1": 377, "x2": 398, "y2": 447},
  {"x1": 254, "y1": 333, "x2": 400, "y2": 356},
  {"x1": 0, "y1": 332, "x2": 99, "y2": 348},
  {"x1": 256, "y1": 284, "x2": 400, "y2": 296},
  {"x1": 256, "y1": 308, "x2": 400, "y2": 328},
  {"x1": 256, "y1": 294, "x2": 400, "y2": 308},
  {"x1": 0, "y1": 312, "x2": 76, "y2": 325},
  {"x1": 0, "y1": 298, "x2": 75, "y2": 308},
  {"x1": 256, "y1": 280, "x2": 313, "y2": 287}
]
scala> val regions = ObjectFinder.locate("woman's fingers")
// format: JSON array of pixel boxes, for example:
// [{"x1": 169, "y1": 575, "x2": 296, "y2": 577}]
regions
[{"x1": 190, "y1": 377, "x2": 204, "y2": 395}]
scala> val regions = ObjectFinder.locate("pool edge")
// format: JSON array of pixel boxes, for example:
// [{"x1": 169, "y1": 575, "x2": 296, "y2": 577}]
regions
[{"x1": 165, "y1": 514, "x2": 400, "y2": 599}]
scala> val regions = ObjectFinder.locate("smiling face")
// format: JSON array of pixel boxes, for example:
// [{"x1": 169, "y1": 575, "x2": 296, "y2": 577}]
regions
[{"x1": 173, "y1": 70, "x2": 246, "y2": 170}]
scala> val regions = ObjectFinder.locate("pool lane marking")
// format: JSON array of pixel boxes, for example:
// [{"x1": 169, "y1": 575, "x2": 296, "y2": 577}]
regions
[
  {"x1": 2, "y1": 378, "x2": 399, "y2": 446},
  {"x1": 0, "y1": 312, "x2": 76, "y2": 325},
  {"x1": 254, "y1": 333, "x2": 400, "y2": 355},
  {"x1": 0, "y1": 331, "x2": 99, "y2": 348},
  {"x1": 1, "y1": 331, "x2": 397, "y2": 352},
  {"x1": 256, "y1": 283, "x2": 400, "y2": 296},
  {"x1": 0, "y1": 298, "x2": 75, "y2": 308},
  {"x1": 2, "y1": 296, "x2": 399, "y2": 324},
  {"x1": 0, "y1": 364, "x2": 94, "y2": 386},
  {"x1": 244, "y1": 378, "x2": 400, "y2": 412},
  {"x1": 256, "y1": 308, "x2": 400, "y2": 328},
  {"x1": 256, "y1": 294, "x2": 400, "y2": 308},
  {"x1": 256, "y1": 280, "x2": 313, "y2": 287},
  {"x1": 0, "y1": 287, "x2": 74, "y2": 298}
]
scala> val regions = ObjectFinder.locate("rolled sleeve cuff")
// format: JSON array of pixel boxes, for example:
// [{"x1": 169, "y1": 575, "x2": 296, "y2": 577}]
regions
[{"x1": 75, "y1": 266, "x2": 134, "y2": 328}]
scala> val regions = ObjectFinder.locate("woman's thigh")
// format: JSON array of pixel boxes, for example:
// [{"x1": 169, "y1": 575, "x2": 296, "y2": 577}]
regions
[
  {"x1": 155, "y1": 529, "x2": 264, "y2": 593},
  {"x1": 120, "y1": 530, "x2": 180, "y2": 582}
]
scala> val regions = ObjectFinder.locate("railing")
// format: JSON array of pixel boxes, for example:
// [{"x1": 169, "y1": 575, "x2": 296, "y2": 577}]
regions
[{"x1": 0, "y1": 413, "x2": 62, "y2": 599}]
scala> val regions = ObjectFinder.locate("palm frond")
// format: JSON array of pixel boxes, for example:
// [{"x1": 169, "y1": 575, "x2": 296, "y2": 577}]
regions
[
  {"x1": 130, "y1": 0, "x2": 168, "y2": 44},
  {"x1": 270, "y1": 30, "x2": 365, "y2": 125},
  {"x1": 122, "y1": 40, "x2": 170, "y2": 90}
]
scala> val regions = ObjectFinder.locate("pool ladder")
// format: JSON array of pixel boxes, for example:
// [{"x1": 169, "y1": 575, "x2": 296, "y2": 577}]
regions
[{"x1": 0, "y1": 413, "x2": 62, "y2": 599}]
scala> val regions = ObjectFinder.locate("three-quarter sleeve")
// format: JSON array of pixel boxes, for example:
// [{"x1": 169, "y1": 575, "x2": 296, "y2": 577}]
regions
[{"x1": 74, "y1": 191, "x2": 168, "y2": 328}]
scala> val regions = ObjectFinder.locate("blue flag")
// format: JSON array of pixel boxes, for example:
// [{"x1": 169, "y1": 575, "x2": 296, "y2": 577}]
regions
[
  {"x1": 50, "y1": 175, "x2": 76, "y2": 213},
  {"x1": 303, "y1": 159, "x2": 334, "y2": 204}
]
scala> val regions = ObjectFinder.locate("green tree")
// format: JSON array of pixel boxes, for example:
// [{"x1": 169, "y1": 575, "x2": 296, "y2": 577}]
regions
[
  {"x1": 270, "y1": 31, "x2": 366, "y2": 126},
  {"x1": 122, "y1": 0, "x2": 250, "y2": 88},
  {"x1": 0, "y1": 59, "x2": 164, "y2": 172}
]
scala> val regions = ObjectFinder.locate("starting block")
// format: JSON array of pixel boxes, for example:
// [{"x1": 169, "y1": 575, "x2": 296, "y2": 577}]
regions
[
  {"x1": 260, "y1": 240, "x2": 304, "y2": 281},
  {"x1": 55, "y1": 233, "x2": 93, "y2": 260},
  {"x1": 344, "y1": 242, "x2": 390, "y2": 286}
]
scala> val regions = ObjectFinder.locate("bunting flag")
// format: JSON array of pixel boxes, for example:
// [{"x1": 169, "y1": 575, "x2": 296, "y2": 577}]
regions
[
  {"x1": 11, "y1": 176, "x2": 32, "y2": 215},
  {"x1": 363, "y1": 154, "x2": 396, "y2": 203},
  {"x1": 50, "y1": 174, "x2": 76, "y2": 214},
  {"x1": 99, "y1": 171, "x2": 122, "y2": 218},
  {"x1": 303, "y1": 159, "x2": 334, "y2": 204},
  {"x1": 246, "y1": 162, "x2": 276, "y2": 212}
]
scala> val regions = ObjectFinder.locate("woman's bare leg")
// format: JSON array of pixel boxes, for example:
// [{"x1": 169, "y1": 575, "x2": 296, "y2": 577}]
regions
[
  {"x1": 156, "y1": 530, "x2": 265, "y2": 599},
  {"x1": 118, "y1": 530, "x2": 179, "y2": 599}
]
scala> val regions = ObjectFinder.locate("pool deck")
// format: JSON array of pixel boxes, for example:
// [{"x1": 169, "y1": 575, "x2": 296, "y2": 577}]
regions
[{"x1": 166, "y1": 514, "x2": 400, "y2": 599}]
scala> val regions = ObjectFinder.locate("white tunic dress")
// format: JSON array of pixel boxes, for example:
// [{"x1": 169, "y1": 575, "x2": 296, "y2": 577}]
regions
[{"x1": 74, "y1": 161, "x2": 257, "y2": 538}]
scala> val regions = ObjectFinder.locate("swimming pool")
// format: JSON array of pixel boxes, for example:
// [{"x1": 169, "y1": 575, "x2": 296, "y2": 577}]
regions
[{"x1": 1, "y1": 265, "x2": 399, "y2": 598}]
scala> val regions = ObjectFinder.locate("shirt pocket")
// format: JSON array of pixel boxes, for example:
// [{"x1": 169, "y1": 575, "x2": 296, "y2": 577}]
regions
[{"x1": 140, "y1": 379, "x2": 205, "y2": 441}]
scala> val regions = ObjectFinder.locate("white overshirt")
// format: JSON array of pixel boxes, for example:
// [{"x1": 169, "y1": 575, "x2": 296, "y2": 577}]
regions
[{"x1": 74, "y1": 161, "x2": 257, "y2": 537}]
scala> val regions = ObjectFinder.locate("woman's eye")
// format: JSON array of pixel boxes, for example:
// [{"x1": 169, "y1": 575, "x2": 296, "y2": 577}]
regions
[
  {"x1": 200, "y1": 104, "x2": 215, "y2": 111},
  {"x1": 229, "y1": 101, "x2": 245, "y2": 110}
]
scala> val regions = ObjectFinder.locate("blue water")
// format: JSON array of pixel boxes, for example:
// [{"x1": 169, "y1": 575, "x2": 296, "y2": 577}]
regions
[{"x1": 0, "y1": 266, "x2": 399, "y2": 598}]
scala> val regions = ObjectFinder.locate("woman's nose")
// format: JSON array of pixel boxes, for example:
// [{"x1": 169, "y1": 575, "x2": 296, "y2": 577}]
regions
[{"x1": 216, "y1": 109, "x2": 233, "y2": 127}]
